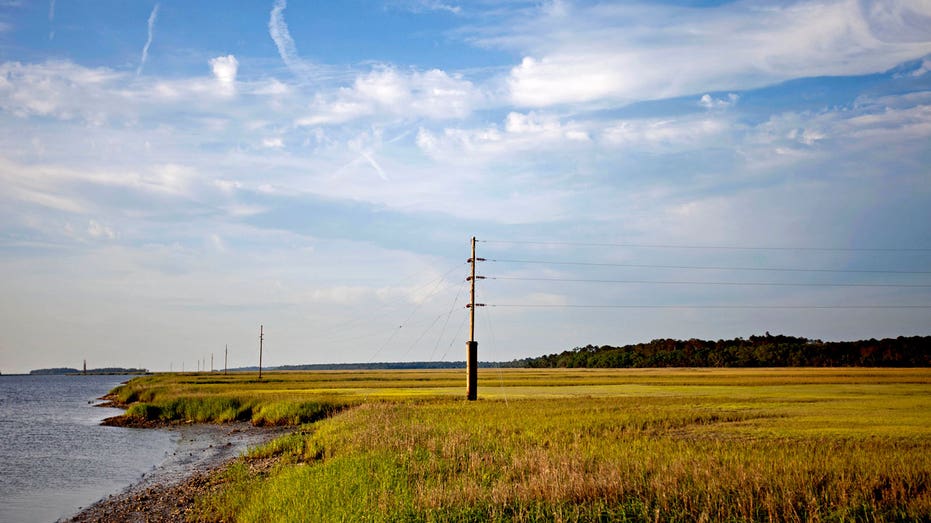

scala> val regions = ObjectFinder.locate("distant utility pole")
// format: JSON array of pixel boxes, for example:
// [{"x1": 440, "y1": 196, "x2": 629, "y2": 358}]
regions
[
  {"x1": 83, "y1": 359, "x2": 87, "y2": 376},
  {"x1": 466, "y1": 236, "x2": 485, "y2": 401},
  {"x1": 224, "y1": 344, "x2": 228, "y2": 375},
  {"x1": 258, "y1": 325, "x2": 264, "y2": 379},
  {"x1": 211, "y1": 353, "x2": 214, "y2": 372}
]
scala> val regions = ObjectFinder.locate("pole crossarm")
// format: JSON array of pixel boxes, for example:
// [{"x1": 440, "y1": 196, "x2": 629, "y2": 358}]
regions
[{"x1": 466, "y1": 236, "x2": 484, "y2": 401}]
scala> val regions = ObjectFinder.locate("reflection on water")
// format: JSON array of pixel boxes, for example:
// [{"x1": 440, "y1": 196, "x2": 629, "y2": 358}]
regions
[{"x1": 0, "y1": 375, "x2": 176, "y2": 523}]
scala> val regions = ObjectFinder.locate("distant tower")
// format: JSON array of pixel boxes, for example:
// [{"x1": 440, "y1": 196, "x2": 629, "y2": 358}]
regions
[{"x1": 83, "y1": 359, "x2": 87, "y2": 376}]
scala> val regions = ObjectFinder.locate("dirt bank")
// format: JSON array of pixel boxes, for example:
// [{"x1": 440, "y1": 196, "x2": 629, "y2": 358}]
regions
[{"x1": 63, "y1": 422, "x2": 289, "y2": 523}]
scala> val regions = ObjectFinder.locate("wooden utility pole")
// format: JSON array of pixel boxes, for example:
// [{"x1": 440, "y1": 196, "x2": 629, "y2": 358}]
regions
[
  {"x1": 258, "y1": 325, "x2": 264, "y2": 379},
  {"x1": 83, "y1": 359, "x2": 86, "y2": 376},
  {"x1": 466, "y1": 236, "x2": 484, "y2": 401},
  {"x1": 224, "y1": 344, "x2": 228, "y2": 375},
  {"x1": 211, "y1": 353, "x2": 214, "y2": 372}
]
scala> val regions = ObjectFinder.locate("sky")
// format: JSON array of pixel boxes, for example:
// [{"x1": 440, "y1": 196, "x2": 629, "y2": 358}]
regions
[{"x1": 1, "y1": 0, "x2": 930, "y2": 373}]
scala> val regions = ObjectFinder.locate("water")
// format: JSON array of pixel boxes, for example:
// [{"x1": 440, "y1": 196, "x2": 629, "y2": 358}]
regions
[{"x1": 0, "y1": 375, "x2": 177, "y2": 523}]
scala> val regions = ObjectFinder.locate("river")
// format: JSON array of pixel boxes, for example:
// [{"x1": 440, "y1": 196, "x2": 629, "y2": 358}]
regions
[{"x1": 0, "y1": 374, "x2": 177, "y2": 522}]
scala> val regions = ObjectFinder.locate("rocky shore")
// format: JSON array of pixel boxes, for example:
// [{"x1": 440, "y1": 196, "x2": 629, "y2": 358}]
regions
[{"x1": 63, "y1": 422, "x2": 289, "y2": 523}]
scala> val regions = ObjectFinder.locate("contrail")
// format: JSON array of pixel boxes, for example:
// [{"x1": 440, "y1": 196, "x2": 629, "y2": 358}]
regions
[
  {"x1": 48, "y1": 0, "x2": 55, "y2": 40},
  {"x1": 136, "y1": 4, "x2": 160, "y2": 76},
  {"x1": 269, "y1": 0, "x2": 309, "y2": 80},
  {"x1": 360, "y1": 151, "x2": 390, "y2": 181}
]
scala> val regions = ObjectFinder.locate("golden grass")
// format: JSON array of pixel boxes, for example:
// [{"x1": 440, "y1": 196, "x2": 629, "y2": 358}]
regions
[{"x1": 107, "y1": 368, "x2": 931, "y2": 521}]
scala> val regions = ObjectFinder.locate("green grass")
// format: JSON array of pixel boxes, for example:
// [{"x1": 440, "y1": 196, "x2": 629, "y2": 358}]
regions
[{"x1": 106, "y1": 369, "x2": 931, "y2": 521}]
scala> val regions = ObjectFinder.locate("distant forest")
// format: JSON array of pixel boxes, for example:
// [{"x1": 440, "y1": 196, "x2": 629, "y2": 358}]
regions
[
  {"x1": 509, "y1": 334, "x2": 931, "y2": 368},
  {"x1": 244, "y1": 361, "x2": 502, "y2": 371},
  {"x1": 29, "y1": 367, "x2": 149, "y2": 375}
]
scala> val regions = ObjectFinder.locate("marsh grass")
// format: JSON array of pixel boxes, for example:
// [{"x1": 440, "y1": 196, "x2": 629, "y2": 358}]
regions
[{"x1": 107, "y1": 369, "x2": 931, "y2": 521}]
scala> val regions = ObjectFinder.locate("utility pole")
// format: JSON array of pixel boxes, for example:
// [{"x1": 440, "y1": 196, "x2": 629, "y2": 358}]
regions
[
  {"x1": 83, "y1": 359, "x2": 86, "y2": 376},
  {"x1": 466, "y1": 236, "x2": 485, "y2": 400},
  {"x1": 258, "y1": 325, "x2": 264, "y2": 379},
  {"x1": 224, "y1": 344, "x2": 228, "y2": 375},
  {"x1": 211, "y1": 353, "x2": 214, "y2": 372}
]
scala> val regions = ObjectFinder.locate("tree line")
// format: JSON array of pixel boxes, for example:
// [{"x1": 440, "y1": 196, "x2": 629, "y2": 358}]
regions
[
  {"x1": 508, "y1": 334, "x2": 931, "y2": 368},
  {"x1": 29, "y1": 367, "x2": 149, "y2": 375}
]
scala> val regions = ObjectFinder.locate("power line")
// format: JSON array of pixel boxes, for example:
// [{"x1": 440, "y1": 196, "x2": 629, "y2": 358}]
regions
[
  {"x1": 480, "y1": 239, "x2": 931, "y2": 253},
  {"x1": 487, "y1": 258, "x2": 931, "y2": 275},
  {"x1": 488, "y1": 304, "x2": 931, "y2": 310},
  {"x1": 366, "y1": 263, "x2": 467, "y2": 363},
  {"x1": 489, "y1": 276, "x2": 931, "y2": 288},
  {"x1": 428, "y1": 280, "x2": 468, "y2": 361}
]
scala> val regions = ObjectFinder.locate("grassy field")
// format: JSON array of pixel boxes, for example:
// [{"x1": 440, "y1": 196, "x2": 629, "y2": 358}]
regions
[{"x1": 108, "y1": 368, "x2": 931, "y2": 522}]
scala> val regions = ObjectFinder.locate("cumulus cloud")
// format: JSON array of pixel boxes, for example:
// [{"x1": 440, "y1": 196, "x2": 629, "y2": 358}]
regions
[
  {"x1": 296, "y1": 66, "x2": 478, "y2": 125},
  {"x1": 209, "y1": 54, "x2": 238, "y2": 96},
  {"x1": 699, "y1": 93, "x2": 739, "y2": 110},
  {"x1": 136, "y1": 3, "x2": 160, "y2": 76}
]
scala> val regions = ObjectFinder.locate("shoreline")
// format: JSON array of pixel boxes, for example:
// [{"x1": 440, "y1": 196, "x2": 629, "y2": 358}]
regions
[{"x1": 63, "y1": 422, "x2": 290, "y2": 523}]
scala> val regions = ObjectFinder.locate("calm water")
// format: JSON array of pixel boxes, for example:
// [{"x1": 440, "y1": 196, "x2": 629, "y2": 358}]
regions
[{"x1": 0, "y1": 375, "x2": 177, "y2": 523}]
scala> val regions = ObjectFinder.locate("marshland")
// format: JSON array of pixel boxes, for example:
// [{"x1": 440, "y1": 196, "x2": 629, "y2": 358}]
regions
[{"x1": 101, "y1": 368, "x2": 931, "y2": 522}]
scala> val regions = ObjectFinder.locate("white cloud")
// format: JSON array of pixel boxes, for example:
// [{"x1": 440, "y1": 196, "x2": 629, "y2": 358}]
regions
[
  {"x1": 494, "y1": 0, "x2": 931, "y2": 107},
  {"x1": 252, "y1": 78, "x2": 290, "y2": 96},
  {"x1": 601, "y1": 117, "x2": 729, "y2": 150},
  {"x1": 262, "y1": 137, "x2": 284, "y2": 149},
  {"x1": 911, "y1": 58, "x2": 931, "y2": 77},
  {"x1": 507, "y1": 55, "x2": 634, "y2": 106},
  {"x1": 399, "y1": 0, "x2": 461, "y2": 15},
  {"x1": 748, "y1": 99, "x2": 931, "y2": 155},
  {"x1": 209, "y1": 55, "x2": 238, "y2": 97},
  {"x1": 296, "y1": 66, "x2": 478, "y2": 125},
  {"x1": 136, "y1": 4, "x2": 160, "y2": 76},
  {"x1": 87, "y1": 219, "x2": 115, "y2": 240},
  {"x1": 416, "y1": 110, "x2": 594, "y2": 160},
  {"x1": 699, "y1": 93, "x2": 739, "y2": 110},
  {"x1": 208, "y1": 233, "x2": 226, "y2": 252},
  {"x1": 269, "y1": 0, "x2": 314, "y2": 81},
  {"x1": 0, "y1": 61, "x2": 123, "y2": 122}
]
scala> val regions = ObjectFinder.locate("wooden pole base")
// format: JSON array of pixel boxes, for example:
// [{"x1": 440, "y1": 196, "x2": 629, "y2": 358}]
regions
[{"x1": 466, "y1": 341, "x2": 478, "y2": 400}]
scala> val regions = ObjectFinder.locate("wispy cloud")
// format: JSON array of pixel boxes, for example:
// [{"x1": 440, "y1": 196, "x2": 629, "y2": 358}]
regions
[
  {"x1": 136, "y1": 3, "x2": 160, "y2": 77},
  {"x1": 47, "y1": 0, "x2": 55, "y2": 39},
  {"x1": 394, "y1": 0, "x2": 461, "y2": 15},
  {"x1": 269, "y1": 0, "x2": 313, "y2": 81},
  {"x1": 481, "y1": 0, "x2": 931, "y2": 107}
]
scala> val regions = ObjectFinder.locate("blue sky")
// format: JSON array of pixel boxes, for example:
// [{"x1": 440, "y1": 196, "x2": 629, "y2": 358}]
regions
[{"x1": 1, "y1": 0, "x2": 930, "y2": 373}]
